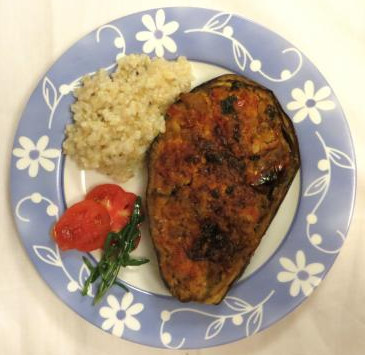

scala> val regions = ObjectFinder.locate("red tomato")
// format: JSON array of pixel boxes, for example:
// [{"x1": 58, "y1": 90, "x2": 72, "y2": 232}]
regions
[
  {"x1": 86, "y1": 184, "x2": 137, "y2": 233},
  {"x1": 53, "y1": 200, "x2": 111, "y2": 252}
]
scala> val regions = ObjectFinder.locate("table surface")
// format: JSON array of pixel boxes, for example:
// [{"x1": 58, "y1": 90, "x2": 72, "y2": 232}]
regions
[{"x1": 1, "y1": 0, "x2": 364, "y2": 354}]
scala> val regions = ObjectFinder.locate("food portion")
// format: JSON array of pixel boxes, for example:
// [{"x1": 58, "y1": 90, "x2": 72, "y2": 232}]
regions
[
  {"x1": 63, "y1": 54, "x2": 192, "y2": 182},
  {"x1": 53, "y1": 184, "x2": 138, "y2": 252},
  {"x1": 59, "y1": 56, "x2": 299, "y2": 305},
  {"x1": 86, "y1": 184, "x2": 137, "y2": 233},
  {"x1": 147, "y1": 74, "x2": 300, "y2": 304},
  {"x1": 82, "y1": 196, "x2": 148, "y2": 305},
  {"x1": 53, "y1": 199, "x2": 111, "y2": 252},
  {"x1": 52, "y1": 184, "x2": 149, "y2": 304}
]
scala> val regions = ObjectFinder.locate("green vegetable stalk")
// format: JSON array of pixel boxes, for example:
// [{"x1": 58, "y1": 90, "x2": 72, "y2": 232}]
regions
[{"x1": 82, "y1": 197, "x2": 149, "y2": 305}]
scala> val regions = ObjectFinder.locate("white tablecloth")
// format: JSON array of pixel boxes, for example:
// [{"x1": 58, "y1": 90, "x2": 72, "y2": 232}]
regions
[{"x1": 1, "y1": 0, "x2": 364, "y2": 354}]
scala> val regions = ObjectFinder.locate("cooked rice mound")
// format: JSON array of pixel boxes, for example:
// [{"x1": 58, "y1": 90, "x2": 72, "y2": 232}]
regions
[{"x1": 63, "y1": 54, "x2": 192, "y2": 182}]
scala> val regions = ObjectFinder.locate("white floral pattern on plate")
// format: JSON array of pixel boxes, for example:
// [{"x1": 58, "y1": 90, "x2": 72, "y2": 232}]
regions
[
  {"x1": 33, "y1": 243, "x2": 95, "y2": 295},
  {"x1": 136, "y1": 9, "x2": 179, "y2": 57},
  {"x1": 96, "y1": 24, "x2": 126, "y2": 60},
  {"x1": 304, "y1": 131, "x2": 355, "y2": 253},
  {"x1": 185, "y1": 12, "x2": 303, "y2": 82},
  {"x1": 12, "y1": 136, "x2": 60, "y2": 177},
  {"x1": 15, "y1": 192, "x2": 58, "y2": 222},
  {"x1": 287, "y1": 80, "x2": 335, "y2": 124},
  {"x1": 277, "y1": 250, "x2": 324, "y2": 297},
  {"x1": 44, "y1": 24, "x2": 125, "y2": 130},
  {"x1": 15, "y1": 192, "x2": 94, "y2": 295},
  {"x1": 100, "y1": 293, "x2": 144, "y2": 337},
  {"x1": 159, "y1": 291, "x2": 274, "y2": 349}
]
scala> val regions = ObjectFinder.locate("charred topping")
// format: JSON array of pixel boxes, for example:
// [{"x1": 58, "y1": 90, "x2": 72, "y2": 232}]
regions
[
  {"x1": 214, "y1": 125, "x2": 222, "y2": 136},
  {"x1": 195, "y1": 138, "x2": 213, "y2": 151},
  {"x1": 214, "y1": 125, "x2": 228, "y2": 146},
  {"x1": 225, "y1": 185, "x2": 235, "y2": 195},
  {"x1": 198, "y1": 137, "x2": 245, "y2": 173},
  {"x1": 212, "y1": 204, "x2": 223, "y2": 214},
  {"x1": 147, "y1": 74, "x2": 301, "y2": 304},
  {"x1": 185, "y1": 155, "x2": 200, "y2": 164},
  {"x1": 187, "y1": 222, "x2": 235, "y2": 263},
  {"x1": 233, "y1": 124, "x2": 240, "y2": 142},
  {"x1": 226, "y1": 154, "x2": 245, "y2": 173},
  {"x1": 265, "y1": 104, "x2": 277, "y2": 119},
  {"x1": 205, "y1": 151, "x2": 224, "y2": 164},
  {"x1": 214, "y1": 125, "x2": 223, "y2": 136},
  {"x1": 210, "y1": 189, "x2": 220, "y2": 199},
  {"x1": 231, "y1": 80, "x2": 247, "y2": 90},
  {"x1": 221, "y1": 96, "x2": 237, "y2": 114},
  {"x1": 249, "y1": 154, "x2": 261, "y2": 161},
  {"x1": 170, "y1": 186, "x2": 178, "y2": 196}
]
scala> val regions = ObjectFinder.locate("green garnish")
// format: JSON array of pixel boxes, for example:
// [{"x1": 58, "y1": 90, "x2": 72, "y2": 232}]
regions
[{"x1": 82, "y1": 196, "x2": 149, "y2": 305}]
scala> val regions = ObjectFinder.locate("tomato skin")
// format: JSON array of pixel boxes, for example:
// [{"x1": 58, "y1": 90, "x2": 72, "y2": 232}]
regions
[
  {"x1": 133, "y1": 230, "x2": 142, "y2": 250},
  {"x1": 86, "y1": 184, "x2": 137, "y2": 233},
  {"x1": 53, "y1": 200, "x2": 111, "y2": 252}
]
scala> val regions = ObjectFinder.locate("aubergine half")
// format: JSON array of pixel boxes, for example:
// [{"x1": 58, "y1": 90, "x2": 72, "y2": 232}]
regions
[{"x1": 146, "y1": 74, "x2": 300, "y2": 304}]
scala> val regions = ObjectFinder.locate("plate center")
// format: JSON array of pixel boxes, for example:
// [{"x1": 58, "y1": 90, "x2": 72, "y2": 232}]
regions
[{"x1": 63, "y1": 61, "x2": 301, "y2": 296}]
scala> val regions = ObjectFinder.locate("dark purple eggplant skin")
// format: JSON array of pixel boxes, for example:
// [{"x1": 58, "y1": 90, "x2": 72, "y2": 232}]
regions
[{"x1": 147, "y1": 74, "x2": 300, "y2": 304}]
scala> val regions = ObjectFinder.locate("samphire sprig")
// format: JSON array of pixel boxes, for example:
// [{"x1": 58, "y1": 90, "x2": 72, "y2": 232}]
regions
[{"x1": 82, "y1": 197, "x2": 149, "y2": 305}]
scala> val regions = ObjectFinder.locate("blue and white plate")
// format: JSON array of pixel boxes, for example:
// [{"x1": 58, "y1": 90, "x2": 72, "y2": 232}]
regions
[{"x1": 10, "y1": 7, "x2": 356, "y2": 349}]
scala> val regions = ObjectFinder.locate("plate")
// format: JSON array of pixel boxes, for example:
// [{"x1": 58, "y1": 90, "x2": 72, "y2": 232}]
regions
[{"x1": 10, "y1": 7, "x2": 356, "y2": 348}]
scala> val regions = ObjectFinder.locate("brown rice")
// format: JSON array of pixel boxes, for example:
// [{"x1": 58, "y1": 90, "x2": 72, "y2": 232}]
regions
[{"x1": 63, "y1": 54, "x2": 192, "y2": 182}]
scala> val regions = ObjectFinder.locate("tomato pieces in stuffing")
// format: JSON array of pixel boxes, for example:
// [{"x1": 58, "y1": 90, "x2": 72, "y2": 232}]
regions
[{"x1": 53, "y1": 200, "x2": 111, "y2": 252}]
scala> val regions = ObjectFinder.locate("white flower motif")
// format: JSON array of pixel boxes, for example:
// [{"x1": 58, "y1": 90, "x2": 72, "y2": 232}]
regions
[
  {"x1": 12, "y1": 136, "x2": 60, "y2": 177},
  {"x1": 136, "y1": 9, "x2": 179, "y2": 57},
  {"x1": 277, "y1": 250, "x2": 324, "y2": 297},
  {"x1": 99, "y1": 293, "x2": 143, "y2": 337},
  {"x1": 287, "y1": 80, "x2": 335, "y2": 124}
]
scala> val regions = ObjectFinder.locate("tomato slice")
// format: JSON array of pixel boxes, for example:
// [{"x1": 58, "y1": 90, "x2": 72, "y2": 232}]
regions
[
  {"x1": 53, "y1": 200, "x2": 111, "y2": 252},
  {"x1": 86, "y1": 184, "x2": 137, "y2": 233}
]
